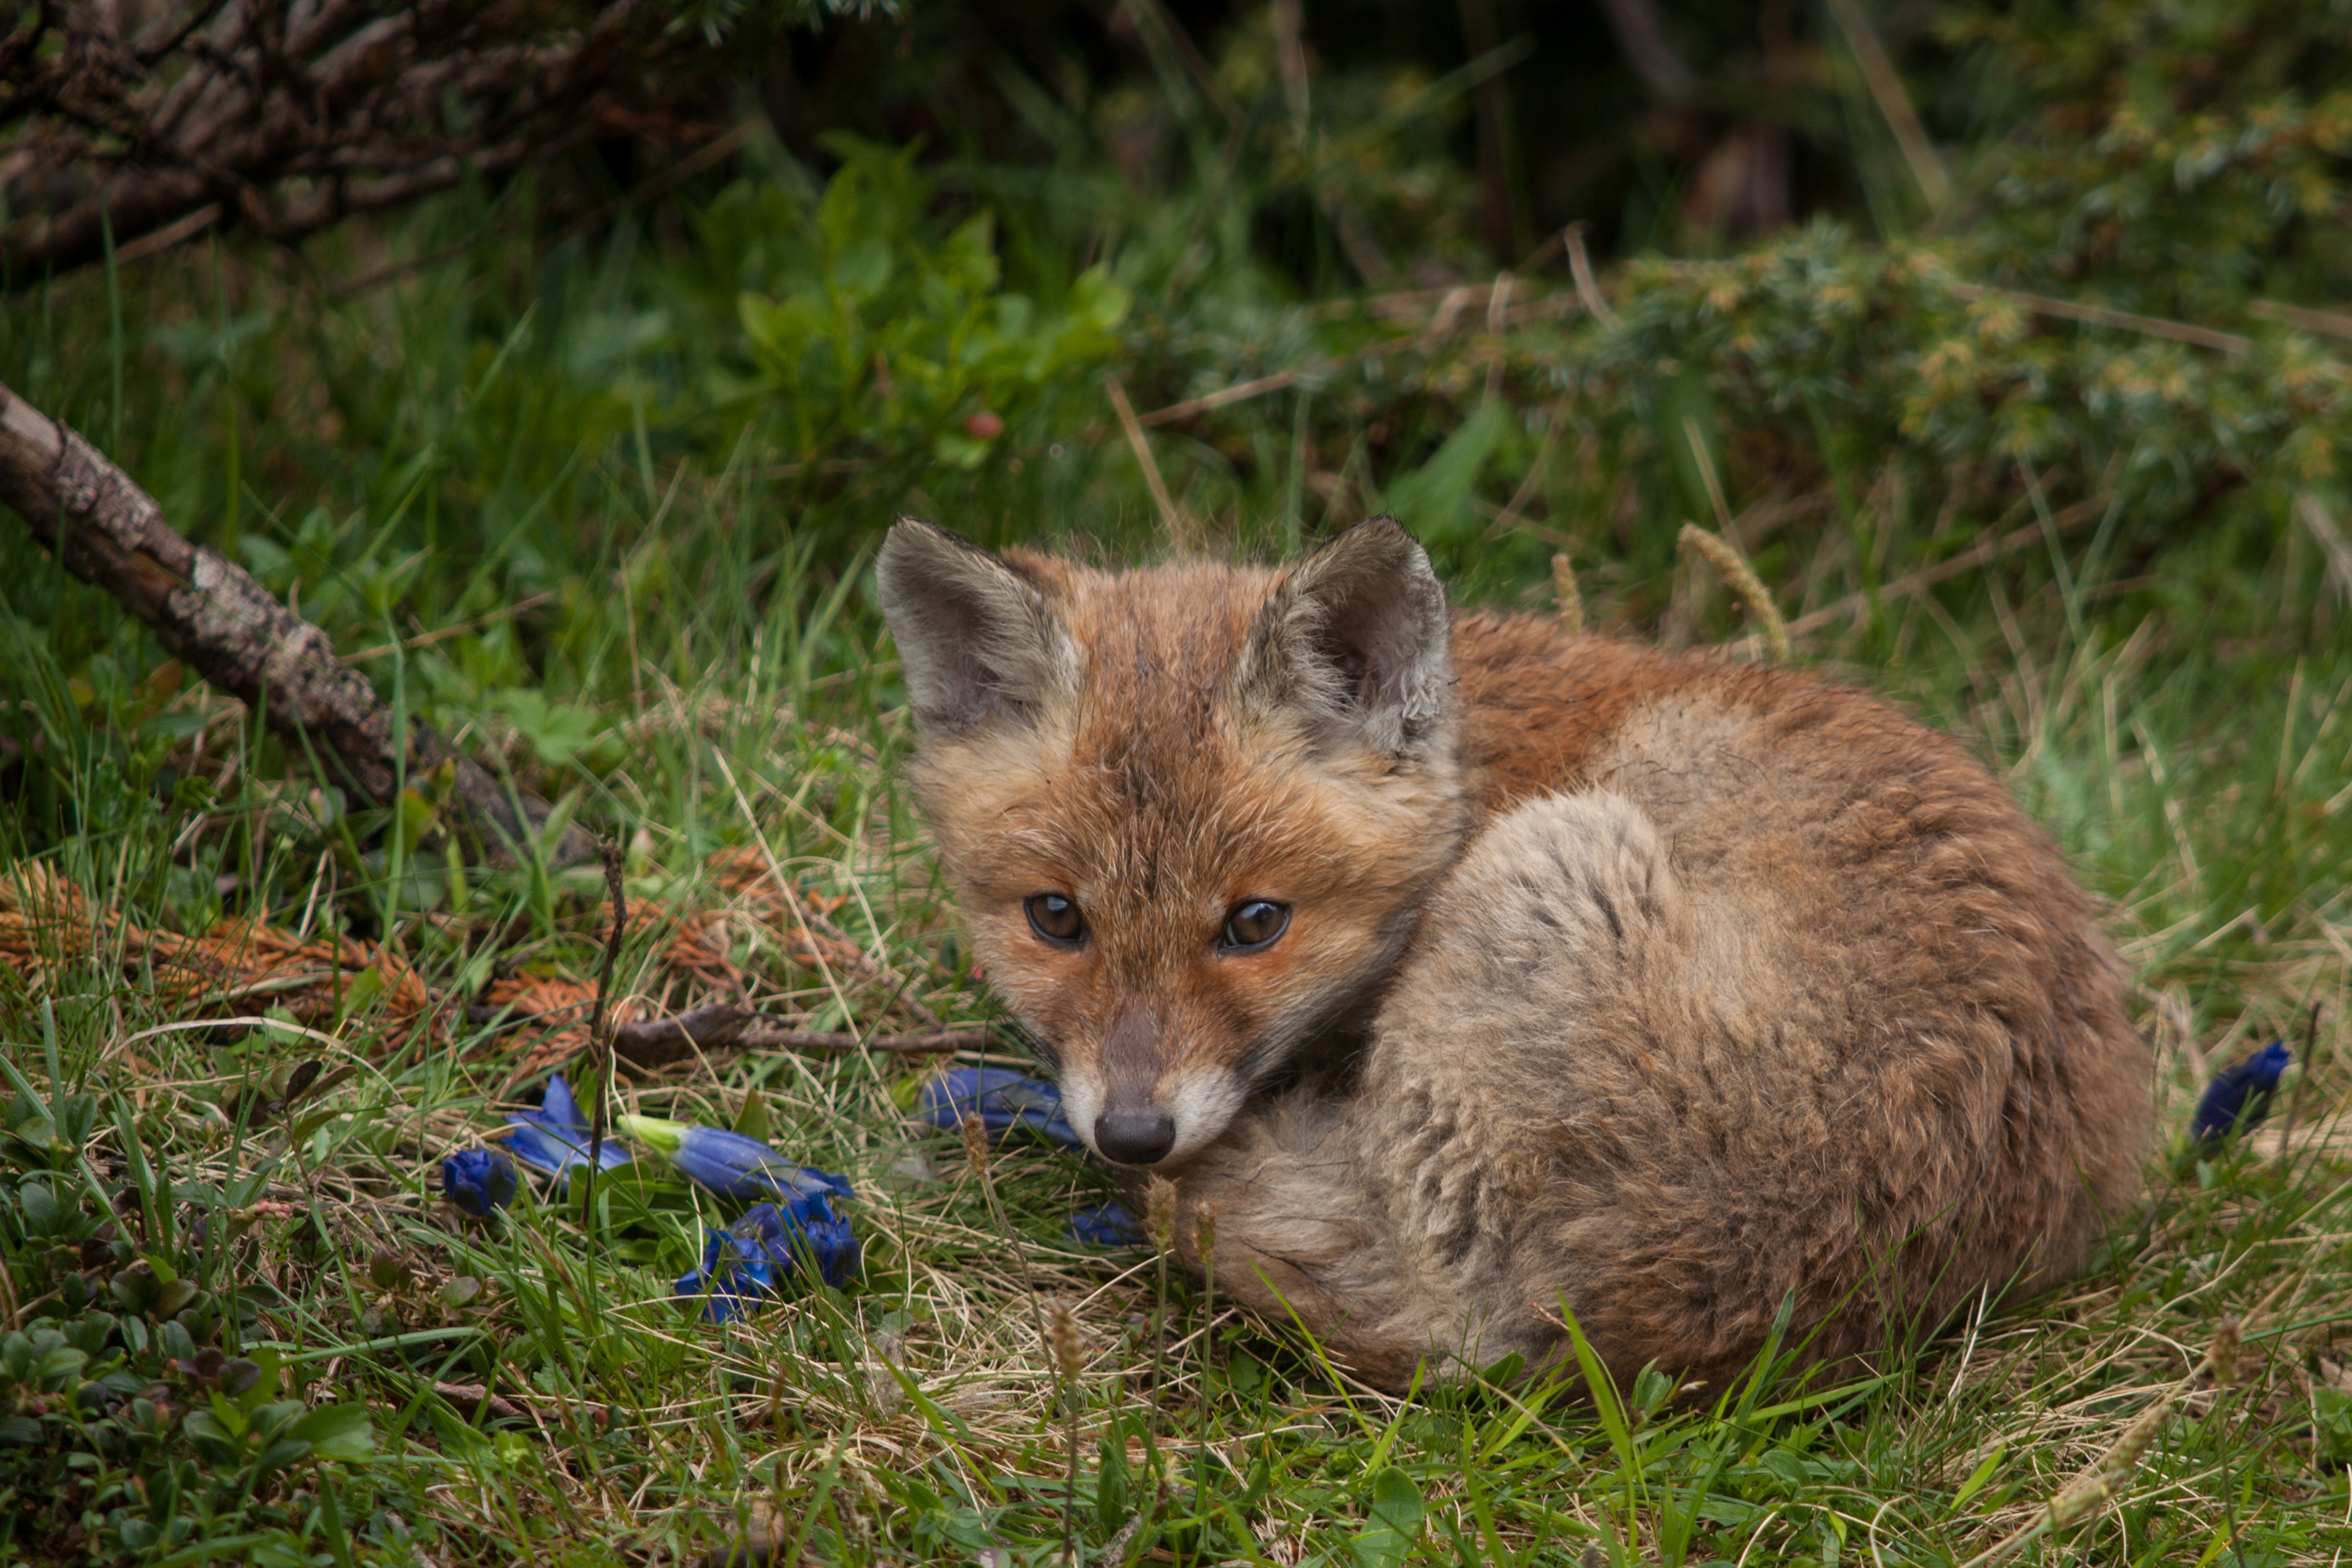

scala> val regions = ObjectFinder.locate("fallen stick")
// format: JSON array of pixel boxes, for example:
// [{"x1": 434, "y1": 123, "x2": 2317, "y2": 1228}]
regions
[
  {"x1": 611, "y1": 1004, "x2": 988, "y2": 1067},
  {"x1": 0, "y1": 380, "x2": 594, "y2": 866}
]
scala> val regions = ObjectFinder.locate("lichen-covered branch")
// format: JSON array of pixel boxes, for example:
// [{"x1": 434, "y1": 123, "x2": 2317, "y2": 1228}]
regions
[{"x1": 0, "y1": 378, "x2": 593, "y2": 864}]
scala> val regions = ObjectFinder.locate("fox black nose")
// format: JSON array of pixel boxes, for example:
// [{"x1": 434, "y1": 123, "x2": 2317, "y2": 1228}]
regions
[{"x1": 1094, "y1": 1109, "x2": 1176, "y2": 1165}]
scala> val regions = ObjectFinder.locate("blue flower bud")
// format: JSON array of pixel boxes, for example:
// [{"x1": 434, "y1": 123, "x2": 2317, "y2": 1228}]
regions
[
  {"x1": 503, "y1": 1073, "x2": 633, "y2": 1180},
  {"x1": 441, "y1": 1149, "x2": 517, "y2": 1216},
  {"x1": 617, "y1": 1114, "x2": 855, "y2": 1214},
  {"x1": 1067, "y1": 1201, "x2": 1142, "y2": 1248},
  {"x1": 674, "y1": 1199, "x2": 862, "y2": 1321},
  {"x1": 2191, "y1": 1040, "x2": 2291, "y2": 1145},
  {"x1": 915, "y1": 1067, "x2": 1080, "y2": 1148}
]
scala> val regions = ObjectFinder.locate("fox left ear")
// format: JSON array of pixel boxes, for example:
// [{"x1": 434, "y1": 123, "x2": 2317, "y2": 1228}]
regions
[
  {"x1": 1237, "y1": 516, "x2": 1454, "y2": 760},
  {"x1": 877, "y1": 518, "x2": 1079, "y2": 735}
]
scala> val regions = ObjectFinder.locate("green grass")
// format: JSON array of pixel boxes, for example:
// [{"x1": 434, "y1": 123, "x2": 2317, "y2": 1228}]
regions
[{"x1": 5, "y1": 121, "x2": 2352, "y2": 1565}]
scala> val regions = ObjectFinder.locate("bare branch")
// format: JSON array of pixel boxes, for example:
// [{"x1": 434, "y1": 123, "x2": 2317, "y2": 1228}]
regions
[
  {"x1": 0, "y1": 378, "x2": 595, "y2": 864},
  {"x1": 2, "y1": 0, "x2": 771, "y2": 280}
]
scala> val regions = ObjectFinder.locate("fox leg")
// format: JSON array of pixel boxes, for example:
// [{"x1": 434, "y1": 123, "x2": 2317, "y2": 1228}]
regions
[
  {"x1": 1172, "y1": 789, "x2": 1686, "y2": 1387},
  {"x1": 1168, "y1": 1092, "x2": 1487, "y2": 1388}
]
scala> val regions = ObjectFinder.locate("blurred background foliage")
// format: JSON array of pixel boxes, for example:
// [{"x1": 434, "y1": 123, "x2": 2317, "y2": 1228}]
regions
[{"x1": 4, "y1": 0, "x2": 2352, "y2": 920}]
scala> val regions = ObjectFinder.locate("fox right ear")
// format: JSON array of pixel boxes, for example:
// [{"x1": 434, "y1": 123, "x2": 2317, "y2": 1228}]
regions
[
  {"x1": 1238, "y1": 515, "x2": 1454, "y2": 760},
  {"x1": 877, "y1": 519, "x2": 1078, "y2": 735}
]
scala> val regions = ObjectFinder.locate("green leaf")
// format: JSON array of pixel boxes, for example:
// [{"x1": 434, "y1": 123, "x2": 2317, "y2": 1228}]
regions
[
  {"x1": 1352, "y1": 1466, "x2": 1425, "y2": 1568},
  {"x1": 732, "y1": 1089, "x2": 771, "y2": 1143},
  {"x1": 289, "y1": 1402, "x2": 376, "y2": 1461},
  {"x1": 1379, "y1": 401, "x2": 1509, "y2": 548}
]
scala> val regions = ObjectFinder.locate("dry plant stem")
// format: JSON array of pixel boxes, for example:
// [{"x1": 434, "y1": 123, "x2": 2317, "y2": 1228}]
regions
[
  {"x1": 1822, "y1": 0, "x2": 1952, "y2": 210},
  {"x1": 1552, "y1": 554, "x2": 1586, "y2": 634},
  {"x1": 0, "y1": 379, "x2": 593, "y2": 864},
  {"x1": 1049, "y1": 1301, "x2": 1083, "y2": 1567},
  {"x1": 609, "y1": 1007, "x2": 985, "y2": 1069},
  {"x1": 2297, "y1": 493, "x2": 2352, "y2": 605},
  {"x1": 960, "y1": 1114, "x2": 1053, "y2": 1395},
  {"x1": 1144, "y1": 1176, "x2": 1178, "y2": 1443},
  {"x1": 580, "y1": 837, "x2": 626, "y2": 1232},
  {"x1": 1192, "y1": 1203, "x2": 1218, "y2": 1502},
  {"x1": 1679, "y1": 523, "x2": 1791, "y2": 659},
  {"x1": 1564, "y1": 222, "x2": 1620, "y2": 326},
  {"x1": 2250, "y1": 298, "x2": 2352, "y2": 342},
  {"x1": 1954, "y1": 1318, "x2": 2243, "y2": 1568},
  {"x1": 1742, "y1": 493, "x2": 2111, "y2": 655},
  {"x1": 1947, "y1": 282, "x2": 2250, "y2": 355},
  {"x1": 1108, "y1": 377, "x2": 1192, "y2": 550}
]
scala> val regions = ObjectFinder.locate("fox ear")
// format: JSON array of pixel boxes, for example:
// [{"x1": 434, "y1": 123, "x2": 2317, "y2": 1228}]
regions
[
  {"x1": 877, "y1": 518, "x2": 1079, "y2": 735},
  {"x1": 1239, "y1": 516, "x2": 1453, "y2": 759}
]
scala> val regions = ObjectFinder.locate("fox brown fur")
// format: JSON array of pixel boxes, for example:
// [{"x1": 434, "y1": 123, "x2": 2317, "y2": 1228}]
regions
[{"x1": 877, "y1": 515, "x2": 2150, "y2": 1392}]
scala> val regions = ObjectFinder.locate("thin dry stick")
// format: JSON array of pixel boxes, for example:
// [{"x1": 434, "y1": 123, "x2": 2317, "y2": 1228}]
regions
[
  {"x1": 1823, "y1": 0, "x2": 1952, "y2": 210},
  {"x1": 1954, "y1": 1319, "x2": 2242, "y2": 1568},
  {"x1": 1108, "y1": 377, "x2": 1192, "y2": 551},
  {"x1": 2298, "y1": 492, "x2": 2352, "y2": 605},
  {"x1": 1483, "y1": 269, "x2": 1514, "y2": 401},
  {"x1": 1755, "y1": 494, "x2": 2110, "y2": 651},
  {"x1": 1564, "y1": 222, "x2": 1618, "y2": 325},
  {"x1": 1948, "y1": 281, "x2": 2249, "y2": 355},
  {"x1": 1552, "y1": 554, "x2": 1586, "y2": 634},
  {"x1": 1679, "y1": 524, "x2": 1791, "y2": 659},
  {"x1": 580, "y1": 837, "x2": 626, "y2": 1235},
  {"x1": 609, "y1": 1006, "x2": 984, "y2": 1068},
  {"x1": 2251, "y1": 299, "x2": 2352, "y2": 342}
]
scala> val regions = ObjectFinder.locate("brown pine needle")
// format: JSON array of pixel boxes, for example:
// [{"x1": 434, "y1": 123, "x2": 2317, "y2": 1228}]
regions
[{"x1": 1679, "y1": 523, "x2": 1791, "y2": 660}]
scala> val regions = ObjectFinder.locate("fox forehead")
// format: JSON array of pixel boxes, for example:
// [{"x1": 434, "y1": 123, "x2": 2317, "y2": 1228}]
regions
[{"x1": 909, "y1": 556, "x2": 1446, "y2": 929}]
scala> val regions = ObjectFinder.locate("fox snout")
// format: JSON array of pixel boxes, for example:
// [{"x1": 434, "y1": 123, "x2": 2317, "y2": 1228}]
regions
[{"x1": 1061, "y1": 1008, "x2": 1246, "y2": 1167}]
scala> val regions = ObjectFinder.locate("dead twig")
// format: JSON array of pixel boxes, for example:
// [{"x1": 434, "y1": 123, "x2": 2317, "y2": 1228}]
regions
[
  {"x1": 1948, "y1": 282, "x2": 2249, "y2": 355},
  {"x1": 1564, "y1": 222, "x2": 1620, "y2": 327},
  {"x1": 612, "y1": 1006, "x2": 988, "y2": 1069},
  {"x1": 1109, "y1": 376, "x2": 1192, "y2": 550}
]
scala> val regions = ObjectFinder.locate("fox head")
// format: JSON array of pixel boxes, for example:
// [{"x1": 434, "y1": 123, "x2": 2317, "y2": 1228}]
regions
[{"x1": 877, "y1": 516, "x2": 1468, "y2": 1167}]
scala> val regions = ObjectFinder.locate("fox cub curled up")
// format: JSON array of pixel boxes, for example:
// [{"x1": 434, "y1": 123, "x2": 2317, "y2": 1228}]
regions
[{"x1": 878, "y1": 515, "x2": 2149, "y2": 1390}]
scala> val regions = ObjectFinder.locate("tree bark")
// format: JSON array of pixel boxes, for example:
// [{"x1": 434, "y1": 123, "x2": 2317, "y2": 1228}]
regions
[{"x1": 0, "y1": 379, "x2": 594, "y2": 865}]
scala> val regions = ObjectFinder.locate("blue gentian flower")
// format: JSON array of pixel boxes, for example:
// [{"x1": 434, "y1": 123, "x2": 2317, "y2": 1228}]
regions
[
  {"x1": 441, "y1": 1149, "x2": 517, "y2": 1216},
  {"x1": 503, "y1": 1073, "x2": 633, "y2": 1180},
  {"x1": 2191, "y1": 1040, "x2": 2292, "y2": 1145},
  {"x1": 915, "y1": 1067, "x2": 1080, "y2": 1148},
  {"x1": 617, "y1": 1114, "x2": 855, "y2": 1208},
  {"x1": 1068, "y1": 1202, "x2": 1142, "y2": 1248},
  {"x1": 675, "y1": 1199, "x2": 861, "y2": 1321}
]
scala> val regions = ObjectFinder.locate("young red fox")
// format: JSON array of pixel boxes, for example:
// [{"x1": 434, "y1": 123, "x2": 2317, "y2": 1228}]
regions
[{"x1": 879, "y1": 515, "x2": 2149, "y2": 1390}]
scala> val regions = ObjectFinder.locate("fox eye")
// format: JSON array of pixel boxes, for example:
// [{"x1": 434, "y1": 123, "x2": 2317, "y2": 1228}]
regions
[
  {"x1": 1025, "y1": 892, "x2": 1086, "y2": 946},
  {"x1": 1219, "y1": 899, "x2": 1290, "y2": 953}
]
